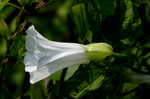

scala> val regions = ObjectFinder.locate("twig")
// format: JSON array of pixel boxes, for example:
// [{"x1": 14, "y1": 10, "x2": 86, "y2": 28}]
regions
[{"x1": 7, "y1": 2, "x2": 23, "y2": 10}]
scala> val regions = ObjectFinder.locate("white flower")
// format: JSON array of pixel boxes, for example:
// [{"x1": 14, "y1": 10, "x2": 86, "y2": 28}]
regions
[
  {"x1": 24, "y1": 25, "x2": 89, "y2": 84},
  {"x1": 24, "y1": 25, "x2": 113, "y2": 84}
]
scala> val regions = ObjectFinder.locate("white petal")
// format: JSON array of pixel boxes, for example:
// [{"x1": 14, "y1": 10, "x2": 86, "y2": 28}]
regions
[
  {"x1": 24, "y1": 25, "x2": 89, "y2": 83},
  {"x1": 30, "y1": 51, "x2": 87, "y2": 83}
]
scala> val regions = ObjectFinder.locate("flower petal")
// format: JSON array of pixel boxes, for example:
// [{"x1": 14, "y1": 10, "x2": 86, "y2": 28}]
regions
[{"x1": 24, "y1": 25, "x2": 89, "y2": 83}]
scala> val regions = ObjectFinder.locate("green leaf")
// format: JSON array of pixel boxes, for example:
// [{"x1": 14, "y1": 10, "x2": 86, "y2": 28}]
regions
[
  {"x1": 88, "y1": 75, "x2": 104, "y2": 91},
  {"x1": 9, "y1": 35, "x2": 25, "y2": 59},
  {"x1": 49, "y1": 70, "x2": 62, "y2": 81},
  {"x1": 85, "y1": 30, "x2": 93, "y2": 42},
  {"x1": 71, "y1": 3, "x2": 91, "y2": 42},
  {"x1": 57, "y1": 0, "x2": 73, "y2": 20},
  {"x1": 122, "y1": 0, "x2": 134, "y2": 30},
  {"x1": 0, "y1": 0, "x2": 9, "y2": 10},
  {"x1": 146, "y1": 58, "x2": 150, "y2": 66},
  {"x1": 122, "y1": 83, "x2": 139, "y2": 93},
  {"x1": 72, "y1": 3, "x2": 87, "y2": 33},
  {"x1": 0, "y1": 6, "x2": 16, "y2": 19},
  {"x1": 0, "y1": 19, "x2": 9, "y2": 35},
  {"x1": 10, "y1": 62, "x2": 25, "y2": 86},
  {"x1": 145, "y1": 0, "x2": 150, "y2": 22},
  {"x1": 5, "y1": 62, "x2": 26, "y2": 97},
  {"x1": 65, "y1": 64, "x2": 104, "y2": 99},
  {"x1": 9, "y1": 17, "x2": 18, "y2": 32},
  {"x1": 143, "y1": 43, "x2": 150, "y2": 48},
  {"x1": 30, "y1": 82, "x2": 47, "y2": 99},
  {"x1": 121, "y1": 0, "x2": 143, "y2": 44},
  {"x1": 50, "y1": 65, "x2": 79, "y2": 81},
  {"x1": 92, "y1": 0, "x2": 116, "y2": 16},
  {"x1": 0, "y1": 37, "x2": 7, "y2": 57},
  {"x1": 122, "y1": 83, "x2": 139, "y2": 99},
  {"x1": 65, "y1": 65, "x2": 79, "y2": 81},
  {"x1": 71, "y1": 75, "x2": 104, "y2": 99}
]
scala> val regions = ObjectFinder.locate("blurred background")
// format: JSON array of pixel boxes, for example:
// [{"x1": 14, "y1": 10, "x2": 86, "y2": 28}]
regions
[{"x1": 0, "y1": 0, "x2": 150, "y2": 99}]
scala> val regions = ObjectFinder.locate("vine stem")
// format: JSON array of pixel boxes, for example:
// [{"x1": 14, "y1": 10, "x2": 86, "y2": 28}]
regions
[{"x1": 7, "y1": 2, "x2": 23, "y2": 10}]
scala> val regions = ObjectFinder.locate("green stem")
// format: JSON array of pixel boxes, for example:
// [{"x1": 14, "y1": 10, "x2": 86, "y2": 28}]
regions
[{"x1": 113, "y1": 52, "x2": 128, "y2": 57}]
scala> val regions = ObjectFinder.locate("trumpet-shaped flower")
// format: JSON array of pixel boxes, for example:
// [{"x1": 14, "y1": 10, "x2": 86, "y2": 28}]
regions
[{"x1": 24, "y1": 25, "x2": 113, "y2": 84}]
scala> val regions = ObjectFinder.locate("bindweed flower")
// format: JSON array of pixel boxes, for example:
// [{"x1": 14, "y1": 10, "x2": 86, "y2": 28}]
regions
[{"x1": 24, "y1": 25, "x2": 113, "y2": 84}]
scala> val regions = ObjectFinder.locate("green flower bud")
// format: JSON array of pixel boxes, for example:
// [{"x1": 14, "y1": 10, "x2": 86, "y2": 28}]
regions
[{"x1": 85, "y1": 43, "x2": 113, "y2": 61}]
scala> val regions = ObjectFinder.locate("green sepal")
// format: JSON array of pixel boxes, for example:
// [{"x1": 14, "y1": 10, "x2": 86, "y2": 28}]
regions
[{"x1": 85, "y1": 43, "x2": 113, "y2": 61}]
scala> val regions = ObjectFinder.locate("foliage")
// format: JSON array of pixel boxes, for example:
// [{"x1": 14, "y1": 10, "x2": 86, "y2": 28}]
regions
[{"x1": 0, "y1": 0, "x2": 150, "y2": 99}]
